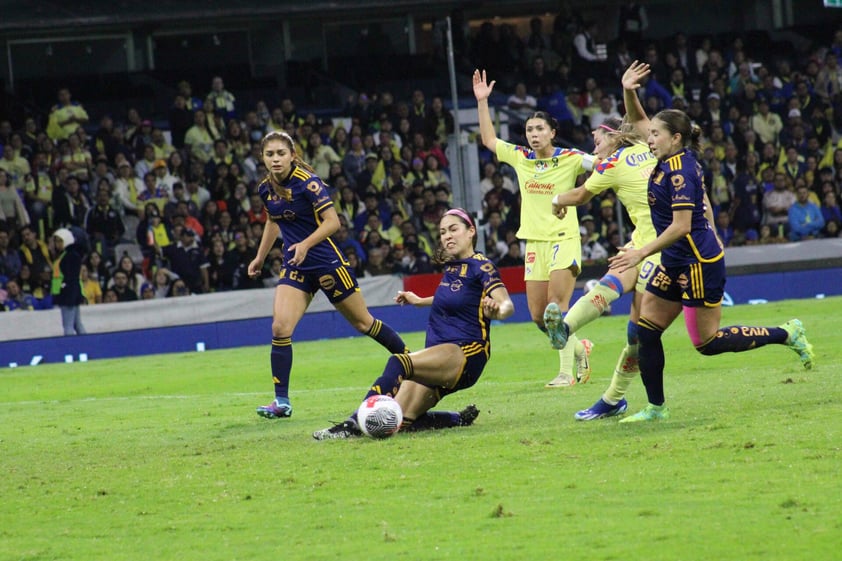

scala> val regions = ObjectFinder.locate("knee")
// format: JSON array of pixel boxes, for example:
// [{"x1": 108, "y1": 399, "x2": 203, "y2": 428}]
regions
[
  {"x1": 271, "y1": 320, "x2": 292, "y2": 338},
  {"x1": 351, "y1": 316, "x2": 373, "y2": 333}
]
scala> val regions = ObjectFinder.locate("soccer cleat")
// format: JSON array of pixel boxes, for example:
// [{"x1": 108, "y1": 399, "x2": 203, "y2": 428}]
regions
[
  {"x1": 574, "y1": 398, "x2": 628, "y2": 421},
  {"x1": 780, "y1": 319, "x2": 814, "y2": 370},
  {"x1": 543, "y1": 303, "x2": 569, "y2": 350},
  {"x1": 618, "y1": 403, "x2": 670, "y2": 423},
  {"x1": 576, "y1": 339, "x2": 593, "y2": 384},
  {"x1": 544, "y1": 372, "x2": 576, "y2": 388},
  {"x1": 256, "y1": 398, "x2": 293, "y2": 419},
  {"x1": 458, "y1": 404, "x2": 480, "y2": 426},
  {"x1": 312, "y1": 420, "x2": 362, "y2": 440}
]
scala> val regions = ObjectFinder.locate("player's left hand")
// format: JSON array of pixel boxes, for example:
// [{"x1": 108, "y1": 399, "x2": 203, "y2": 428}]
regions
[{"x1": 608, "y1": 246, "x2": 643, "y2": 274}]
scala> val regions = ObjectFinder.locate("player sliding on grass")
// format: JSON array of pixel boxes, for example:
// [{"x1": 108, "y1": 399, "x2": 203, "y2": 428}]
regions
[
  {"x1": 606, "y1": 62, "x2": 815, "y2": 423},
  {"x1": 313, "y1": 208, "x2": 514, "y2": 439}
]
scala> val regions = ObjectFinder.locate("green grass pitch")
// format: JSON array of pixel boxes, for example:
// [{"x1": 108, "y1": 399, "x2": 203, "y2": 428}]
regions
[{"x1": 2, "y1": 297, "x2": 840, "y2": 560}]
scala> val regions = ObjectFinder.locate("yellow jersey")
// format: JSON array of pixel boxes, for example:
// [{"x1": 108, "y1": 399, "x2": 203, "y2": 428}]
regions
[
  {"x1": 495, "y1": 140, "x2": 594, "y2": 241},
  {"x1": 584, "y1": 141, "x2": 657, "y2": 248}
]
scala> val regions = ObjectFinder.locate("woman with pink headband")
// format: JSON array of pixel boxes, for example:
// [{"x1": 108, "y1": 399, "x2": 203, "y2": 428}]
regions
[
  {"x1": 474, "y1": 68, "x2": 595, "y2": 388},
  {"x1": 314, "y1": 208, "x2": 515, "y2": 439}
]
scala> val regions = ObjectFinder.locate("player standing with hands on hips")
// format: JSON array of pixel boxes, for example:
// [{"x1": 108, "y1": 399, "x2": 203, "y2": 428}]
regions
[
  {"x1": 248, "y1": 131, "x2": 408, "y2": 420},
  {"x1": 473, "y1": 69, "x2": 595, "y2": 388},
  {"x1": 608, "y1": 70, "x2": 814, "y2": 422}
]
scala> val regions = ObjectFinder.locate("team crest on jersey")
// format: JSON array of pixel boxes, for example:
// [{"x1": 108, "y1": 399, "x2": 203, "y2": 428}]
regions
[
  {"x1": 534, "y1": 161, "x2": 548, "y2": 173},
  {"x1": 319, "y1": 275, "x2": 336, "y2": 290}
]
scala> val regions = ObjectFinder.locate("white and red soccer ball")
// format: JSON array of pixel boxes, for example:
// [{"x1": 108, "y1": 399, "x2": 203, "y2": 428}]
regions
[{"x1": 357, "y1": 395, "x2": 403, "y2": 438}]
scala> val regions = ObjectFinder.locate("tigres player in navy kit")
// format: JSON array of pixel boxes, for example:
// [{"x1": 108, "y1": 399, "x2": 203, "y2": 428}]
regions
[
  {"x1": 249, "y1": 131, "x2": 407, "y2": 419},
  {"x1": 314, "y1": 208, "x2": 514, "y2": 439},
  {"x1": 608, "y1": 88, "x2": 815, "y2": 423}
]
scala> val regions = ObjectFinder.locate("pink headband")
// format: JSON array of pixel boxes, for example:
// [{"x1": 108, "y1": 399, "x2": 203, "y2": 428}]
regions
[
  {"x1": 598, "y1": 123, "x2": 618, "y2": 133},
  {"x1": 444, "y1": 208, "x2": 474, "y2": 228}
]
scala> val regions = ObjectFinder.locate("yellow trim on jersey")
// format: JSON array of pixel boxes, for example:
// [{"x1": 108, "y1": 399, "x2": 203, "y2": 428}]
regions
[
  {"x1": 292, "y1": 167, "x2": 311, "y2": 181},
  {"x1": 672, "y1": 203, "x2": 695, "y2": 209},
  {"x1": 685, "y1": 234, "x2": 724, "y2": 263},
  {"x1": 666, "y1": 153, "x2": 684, "y2": 171}
]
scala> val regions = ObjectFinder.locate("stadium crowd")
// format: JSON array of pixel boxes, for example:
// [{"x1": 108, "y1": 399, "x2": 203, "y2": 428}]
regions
[{"x1": 1, "y1": 15, "x2": 841, "y2": 313}]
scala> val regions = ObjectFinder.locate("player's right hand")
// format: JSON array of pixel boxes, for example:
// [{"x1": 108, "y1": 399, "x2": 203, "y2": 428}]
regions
[
  {"x1": 247, "y1": 258, "x2": 263, "y2": 278},
  {"x1": 395, "y1": 290, "x2": 420, "y2": 306},
  {"x1": 621, "y1": 60, "x2": 651, "y2": 91},
  {"x1": 472, "y1": 69, "x2": 495, "y2": 101}
]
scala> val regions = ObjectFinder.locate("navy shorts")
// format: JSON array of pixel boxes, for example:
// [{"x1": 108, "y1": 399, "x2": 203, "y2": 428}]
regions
[
  {"x1": 645, "y1": 260, "x2": 725, "y2": 308},
  {"x1": 276, "y1": 263, "x2": 359, "y2": 304},
  {"x1": 438, "y1": 341, "x2": 490, "y2": 399}
]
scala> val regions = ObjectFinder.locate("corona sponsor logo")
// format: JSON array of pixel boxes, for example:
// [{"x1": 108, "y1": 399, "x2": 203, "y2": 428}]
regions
[{"x1": 625, "y1": 152, "x2": 655, "y2": 166}]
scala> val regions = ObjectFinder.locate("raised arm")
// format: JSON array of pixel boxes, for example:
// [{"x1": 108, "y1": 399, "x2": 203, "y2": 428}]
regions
[
  {"x1": 473, "y1": 69, "x2": 498, "y2": 153},
  {"x1": 621, "y1": 60, "x2": 652, "y2": 138}
]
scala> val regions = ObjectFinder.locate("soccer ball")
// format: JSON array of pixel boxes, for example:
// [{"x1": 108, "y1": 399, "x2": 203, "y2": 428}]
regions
[{"x1": 357, "y1": 395, "x2": 403, "y2": 439}]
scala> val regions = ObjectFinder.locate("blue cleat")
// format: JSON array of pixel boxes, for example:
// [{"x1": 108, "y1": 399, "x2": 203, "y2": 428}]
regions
[
  {"x1": 543, "y1": 303, "x2": 569, "y2": 350},
  {"x1": 574, "y1": 398, "x2": 628, "y2": 421},
  {"x1": 256, "y1": 398, "x2": 293, "y2": 419}
]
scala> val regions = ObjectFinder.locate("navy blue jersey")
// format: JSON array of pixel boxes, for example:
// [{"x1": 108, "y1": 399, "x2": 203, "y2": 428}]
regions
[
  {"x1": 425, "y1": 253, "x2": 505, "y2": 348},
  {"x1": 648, "y1": 150, "x2": 724, "y2": 267},
  {"x1": 257, "y1": 166, "x2": 348, "y2": 271}
]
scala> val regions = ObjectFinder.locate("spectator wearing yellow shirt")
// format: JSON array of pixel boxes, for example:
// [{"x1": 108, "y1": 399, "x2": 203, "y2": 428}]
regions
[
  {"x1": 184, "y1": 110, "x2": 214, "y2": 164},
  {"x1": 0, "y1": 143, "x2": 31, "y2": 191},
  {"x1": 150, "y1": 128, "x2": 175, "y2": 161},
  {"x1": 47, "y1": 88, "x2": 89, "y2": 141}
]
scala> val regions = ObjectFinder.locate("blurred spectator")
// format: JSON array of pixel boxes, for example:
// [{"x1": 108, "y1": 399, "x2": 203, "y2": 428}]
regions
[
  {"x1": 0, "y1": 139, "x2": 31, "y2": 191},
  {"x1": 184, "y1": 110, "x2": 214, "y2": 164},
  {"x1": 507, "y1": 83, "x2": 538, "y2": 122},
  {"x1": 424, "y1": 96, "x2": 455, "y2": 148},
  {"x1": 52, "y1": 176, "x2": 90, "y2": 228},
  {"x1": 208, "y1": 76, "x2": 236, "y2": 119},
  {"x1": 788, "y1": 184, "x2": 824, "y2": 241},
  {"x1": 0, "y1": 170, "x2": 29, "y2": 230},
  {"x1": 85, "y1": 187, "x2": 125, "y2": 258},
  {"x1": 80, "y1": 263, "x2": 102, "y2": 304},
  {"x1": 581, "y1": 225, "x2": 608, "y2": 262},
  {"x1": 0, "y1": 228, "x2": 21, "y2": 279},
  {"x1": 496, "y1": 239, "x2": 525, "y2": 268},
  {"x1": 163, "y1": 227, "x2": 208, "y2": 294},
  {"x1": 46, "y1": 88, "x2": 89, "y2": 141},
  {"x1": 167, "y1": 277, "x2": 192, "y2": 297},
  {"x1": 763, "y1": 172, "x2": 796, "y2": 237},
  {"x1": 207, "y1": 238, "x2": 236, "y2": 292},
  {"x1": 2, "y1": 278, "x2": 34, "y2": 311},
  {"x1": 618, "y1": 1, "x2": 648, "y2": 52}
]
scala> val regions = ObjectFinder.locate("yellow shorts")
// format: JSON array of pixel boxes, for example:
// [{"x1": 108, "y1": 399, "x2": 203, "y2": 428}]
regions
[
  {"x1": 620, "y1": 241, "x2": 661, "y2": 294},
  {"x1": 524, "y1": 238, "x2": 582, "y2": 282}
]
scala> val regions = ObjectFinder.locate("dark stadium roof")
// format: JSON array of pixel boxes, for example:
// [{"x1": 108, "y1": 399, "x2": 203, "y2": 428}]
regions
[{"x1": 0, "y1": 0, "x2": 477, "y2": 33}]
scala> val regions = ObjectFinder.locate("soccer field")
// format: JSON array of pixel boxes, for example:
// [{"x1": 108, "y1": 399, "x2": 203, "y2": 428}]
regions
[{"x1": 2, "y1": 297, "x2": 839, "y2": 561}]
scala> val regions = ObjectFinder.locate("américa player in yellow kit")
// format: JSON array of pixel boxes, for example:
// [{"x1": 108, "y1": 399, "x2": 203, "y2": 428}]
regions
[{"x1": 474, "y1": 69, "x2": 595, "y2": 387}]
